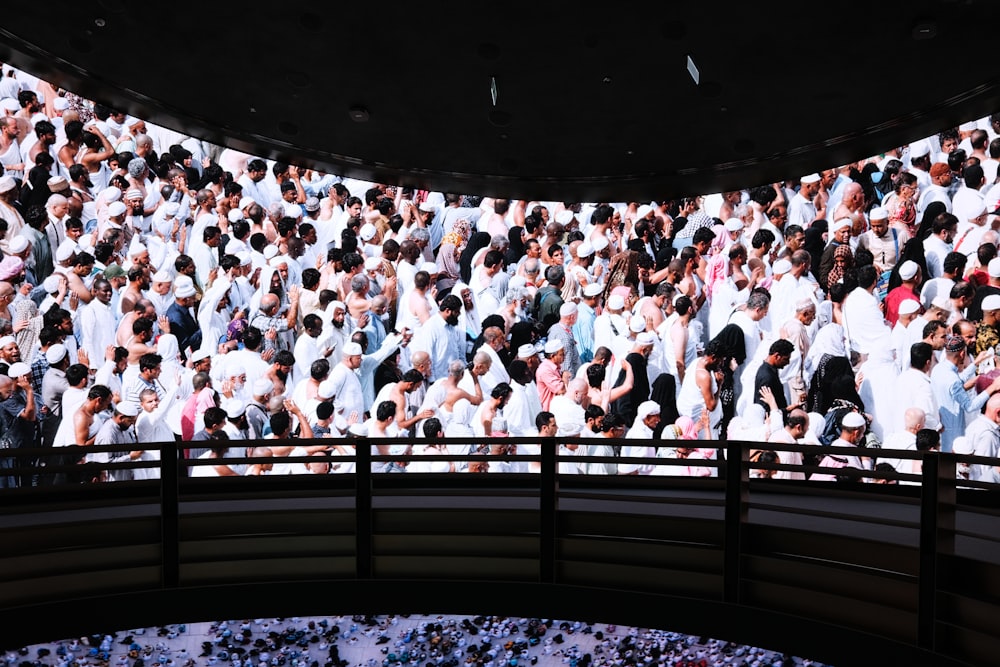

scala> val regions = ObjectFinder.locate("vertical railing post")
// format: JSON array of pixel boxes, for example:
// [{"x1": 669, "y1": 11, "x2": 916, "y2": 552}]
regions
[
  {"x1": 918, "y1": 451, "x2": 955, "y2": 650},
  {"x1": 355, "y1": 442, "x2": 372, "y2": 579},
  {"x1": 539, "y1": 438, "x2": 557, "y2": 583},
  {"x1": 160, "y1": 440, "x2": 179, "y2": 589},
  {"x1": 724, "y1": 438, "x2": 748, "y2": 603}
]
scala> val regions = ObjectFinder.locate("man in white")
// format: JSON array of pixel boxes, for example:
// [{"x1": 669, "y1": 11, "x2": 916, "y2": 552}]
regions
[
  {"x1": 921, "y1": 212, "x2": 956, "y2": 280},
  {"x1": 767, "y1": 408, "x2": 808, "y2": 480},
  {"x1": 787, "y1": 173, "x2": 823, "y2": 230},
  {"x1": 78, "y1": 277, "x2": 116, "y2": 370},
  {"x1": 327, "y1": 341, "x2": 365, "y2": 422},
  {"x1": 842, "y1": 264, "x2": 891, "y2": 362},
  {"x1": 410, "y1": 294, "x2": 465, "y2": 383},
  {"x1": 593, "y1": 293, "x2": 629, "y2": 356},
  {"x1": 549, "y1": 378, "x2": 588, "y2": 438},
  {"x1": 964, "y1": 392, "x2": 1000, "y2": 483},
  {"x1": 478, "y1": 325, "x2": 510, "y2": 394},
  {"x1": 621, "y1": 400, "x2": 660, "y2": 475},
  {"x1": 878, "y1": 407, "x2": 925, "y2": 474}
]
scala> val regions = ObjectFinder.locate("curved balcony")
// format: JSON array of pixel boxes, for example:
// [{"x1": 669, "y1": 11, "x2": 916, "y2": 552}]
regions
[{"x1": 0, "y1": 439, "x2": 997, "y2": 667}]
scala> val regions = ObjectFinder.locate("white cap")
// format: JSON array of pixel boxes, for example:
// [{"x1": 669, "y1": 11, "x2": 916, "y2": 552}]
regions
[
  {"x1": 583, "y1": 283, "x2": 603, "y2": 297},
  {"x1": 43, "y1": 275, "x2": 61, "y2": 293},
  {"x1": 931, "y1": 295, "x2": 952, "y2": 312},
  {"x1": 55, "y1": 240, "x2": 77, "y2": 263},
  {"x1": 635, "y1": 204, "x2": 654, "y2": 219},
  {"x1": 841, "y1": 412, "x2": 866, "y2": 428},
  {"x1": 6, "y1": 362, "x2": 30, "y2": 379},
  {"x1": 364, "y1": 256, "x2": 381, "y2": 271},
  {"x1": 263, "y1": 245, "x2": 279, "y2": 260},
  {"x1": 982, "y1": 294, "x2": 1000, "y2": 312},
  {"x1": 869, "y1": 206, "x2": 888, "y2": 221},
  {"x1": 115, "y1": 401, "x2": 140, "y2": 417},
  {"x1": 517, "y1": 344, "x2": 537, "y2": 359},
  {"x1": 317, "y1": 379, "x2": 336, "y2": 400},
  {"x1": 47, "y1": 176, "x2": 68, "y2": 191},
  {"x1": 555, "y1": 210, "x2": 575, "y2": 225},
  {"x1": 800, "y1": 173, "x2": 821, "y2": 184},
  {"x1": 418, "y1": 202, "x2": 437, "y2": 213},
  {"x1": 559, "y1": 302, "x2": 577, "y2": 317},
  {"x1": 238, "y1": 196, "x2": 254, "y2": 210},
  {"x1": 898, "y1": 299, "x2": 920, "y2": 316},
  {"x1": 227, "y1": 209, "x2": 243, "y2": 223},
  {"x1": 989, "y1": 258, "x2": 1000, "y2": 278},
  {"x1": 831, "y1": 218, "x2": 852, "y2": 232},
  {"x1": 152, "y1": 269, "x2": 173, "y2": 283},
  {"x1": 629, "y1": 317, "x2": 646, "y2": 333},
  {"x1": 0, "y1": 335, "x2": 15, "y2": 348},
  {"x1": 608, "y1": 294, "x2": 625, "y2": 311},
  {"x1": 543, "y1": 339, "x2": 564, "y2": 355},
  {"x1": 898, "y1": 260, "x2": 919, "y2": 280},
  {"x1": 359, "y1": 223, "x2": 377, "y2": 241},
  {"x1": 576, "y1": 241, "x2": 594, "y2": 258},
  {"x1": 191, "y1": 348, "x2": 212, "y2": 363},
  {"x1": 225, "y1": 400, "x2": 246, "y2": 419},
  {"x1": 909, "y1": 139, "x2": 931, "y2": 159},
  {"x1": 45, "y1": 344, "x2": 67, "y2": 365},
  {"x1": 772, "y1": 259, "x2": 792, "y2": 274},
  {"x1": 99, "y1": 185, "x2": 121, "y2": 203},
  {"x1": 0, "y1": 175, "x2": 15, "y2": 193},
  {"x1": 636, "y1": 400, "x2": 661, "y2": 420},
  {"x1": 591, "y1": 235, "x2": 609, "y2": 252},
  {"x1": 252, "y1": 378, "x2": 274, "y2": 397},
  {"x1": 174, "y1": 281, "x2": 196, "y2": 298},
  {"x1": 419, "y1": 261, "x2": 438, "y2": 274},
  {"x1": 636, "y1": 332, "x2": 657, "y2": 346},
  {"x1": 8, "y1": 236, "x2": 28, "y2": 254},
  {"x1": 343, "y1": 342, "x2": 363, "y2": 356},
  {"x1": 724, "y1": 218, "x2": 743, "y2": 232},
  {"x1": 108, "y1": 201, "x2": 127, "y2": 217}
]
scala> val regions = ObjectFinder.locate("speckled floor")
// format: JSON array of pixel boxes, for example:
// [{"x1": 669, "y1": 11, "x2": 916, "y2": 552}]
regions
[{"x1": 2, "y1": 616, "x2": 828, "y2": 667}]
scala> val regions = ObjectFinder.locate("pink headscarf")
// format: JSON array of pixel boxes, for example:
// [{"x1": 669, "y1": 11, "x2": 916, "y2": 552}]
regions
[{"x1": 0, "y1": 256, "x2": 24, "y2": 281}]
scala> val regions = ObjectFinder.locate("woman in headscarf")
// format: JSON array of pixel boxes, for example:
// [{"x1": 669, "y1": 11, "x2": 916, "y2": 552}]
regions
[
  {"x1": 802, "y1": 219, "x2": 828, "y2": 285},
  {"x1": 885, "y1": 236, "x2": 931, "y2": 294},
  {"x1": 459, "y1": 231, "x2": 491, "y2": 285},
  {"x1": 913, "y1": 200, "x2": 947, "y2": 245},
  {"x1": 11, "y1": 292, "x2": 42, "y2": 363},
  {"x1": 435, "y1": 236, "x2": 462, "y2": 294},
  {"x1": 705, "y1": 323, "x2": 747, "y2": 437},
  {"x1": 825, "y1": 243, "x2": 855, "y2": 292},
  {"x1": 505, "y1": 225, "x2": 527, "y2": 268},
  {"x1": 807, "y1": 349, "x2": 863, "y2": 416},
  {"x1": 601, "y1": 248, "x2": 640, "y2": 304}
]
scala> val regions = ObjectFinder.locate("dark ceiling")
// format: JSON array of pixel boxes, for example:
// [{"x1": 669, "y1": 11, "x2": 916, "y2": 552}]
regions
[{"x1": 2, "y1": 2, "x2": 999, "y2": 203}]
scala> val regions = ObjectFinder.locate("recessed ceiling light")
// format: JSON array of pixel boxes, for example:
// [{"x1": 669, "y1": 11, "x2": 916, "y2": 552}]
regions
[
  {"x1": 348, "y1": 106, "x2": 370, "y2": 123},
  {"x1": 912, "y1": 20, "x2": 937, "y2": 40}
]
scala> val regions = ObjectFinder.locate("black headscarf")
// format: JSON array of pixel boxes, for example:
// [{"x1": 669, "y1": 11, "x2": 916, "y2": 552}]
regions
[
  {"x1": 505, "y1": 226, "x2": 526, "y2": 267},
  {"x1": 914, "y1": 200, "x2": 947, "y2": 242},
  {"x1": 803, "y1": 219, "x2": 828, "y2": 284},
  {"x1": 459, "y1": 231, "x2": 491, "y2": 284}
]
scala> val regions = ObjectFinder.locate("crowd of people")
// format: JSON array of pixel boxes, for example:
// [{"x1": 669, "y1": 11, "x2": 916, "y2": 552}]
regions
[
  {"x1": 4, "y1": 615, "x2": 830, "y2": 667},
  {"x1": 0, "y1": 64, "x2": 998, "y2": 486}
]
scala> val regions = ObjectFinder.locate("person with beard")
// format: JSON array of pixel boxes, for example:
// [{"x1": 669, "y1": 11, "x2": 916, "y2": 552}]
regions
[{"x1": 411, "y1": 294, "x2": 465, "y2": 383}]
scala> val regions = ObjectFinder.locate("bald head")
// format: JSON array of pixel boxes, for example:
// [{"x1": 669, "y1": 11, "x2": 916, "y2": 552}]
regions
[
  {"x1": 410, "y1": 350, "x2": 430, "y2": 372},
  {"x1": 903, "y1": 407, "x2": 926, "y2": 431},
  {"x1": 260, "y1": 293, "x2": 279, "y2": 314},
  {"x1": 987, "y1": 393, "x2": 1000, "y2": 421}
]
